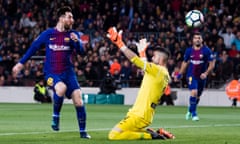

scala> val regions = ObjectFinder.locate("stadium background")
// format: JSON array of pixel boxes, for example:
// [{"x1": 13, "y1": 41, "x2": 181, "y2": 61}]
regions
[
  {"x1": 1, "y1": 1, "x2": 240, "y2": 143},
  {"x1": 0, "y1": 0, "x2": 240, "y2": 89}
]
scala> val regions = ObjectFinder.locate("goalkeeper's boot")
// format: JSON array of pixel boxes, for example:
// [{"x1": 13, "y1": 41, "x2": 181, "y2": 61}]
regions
[
  {"x1": 185, "y1": 112, "x2": 191, "y2": 120},
  {"x1": 146, "y1": 128, "x2": 166, "y2": 140},
  {"x1": 192, "y1": 116, "x2": 199, "y2": 121},
  {"x1": 157, "y1": 128, "x2": 175, "y2": 139},
  {"x1": 51, "y1": 116, "x2": 59, "y2": 131},
  {"x1": 80, "y1": 132, "x2": 91, "y2": 139}
]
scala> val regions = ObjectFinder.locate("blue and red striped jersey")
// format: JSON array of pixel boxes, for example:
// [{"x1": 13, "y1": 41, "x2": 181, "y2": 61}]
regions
[
  {"x1": 19, "y1": 28, "x2": 84, "y2": 74},
  {"x1": 183, "y1": 46, "x2": 213, "y2": 78}
]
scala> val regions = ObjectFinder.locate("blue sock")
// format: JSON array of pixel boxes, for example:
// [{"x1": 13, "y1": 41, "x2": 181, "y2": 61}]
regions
[
  {"x1": 189, "y1": 96, "x2": 197, "y2": 117},
  {"x1": 75, "y1": 106, "x2": 86, "y2": 133},
  {"x1": 53, "y1": 93, "x2": 64, "y2": 117}
]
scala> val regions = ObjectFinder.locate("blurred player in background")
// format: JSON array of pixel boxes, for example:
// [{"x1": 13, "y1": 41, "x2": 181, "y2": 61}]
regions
[
  {"x1": 225, "y1": 73, "x2": 240, "y2": 107},
  {"x1": 12, "y1": 6, "x2": 90, "y2": 138},
  {"x1": 176, "y1": 32, "x2": 214, "y2": 121},
  {"x1": 106, "y1": 27, "x2": 175, "y2": 140}
]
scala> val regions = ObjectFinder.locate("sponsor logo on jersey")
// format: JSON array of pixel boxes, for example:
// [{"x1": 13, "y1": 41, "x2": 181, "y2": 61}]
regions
[
  {"x1": 49, "y1": 44, "x2": 70, "y2": 51},
  {"x1": 50, "y1": 37, "x2": 56, "y2": 40},
  {"x1": 190, "y1": 60, "x2": 203, "y2": 65}
]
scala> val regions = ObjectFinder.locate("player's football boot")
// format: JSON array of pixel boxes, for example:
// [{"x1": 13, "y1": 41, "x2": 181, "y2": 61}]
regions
[
  {"x1": 51, "y1": 116, "x2": 59, "y2": 131},
  {"x1": 80, "y1": 132, "x2": 91, "y2": 139},
  {"x1": 146, "y1": 128, "x2": 166, "y2": 140},
  {"x1": 192, "y1": 116, "x2": 199, "y2": 121},
  {"x1": 185, "y1": 112, "x2": 191, "y2": 120},
  {"x1": 157, "y1": 128, "x2": 175, "y2": 139}
]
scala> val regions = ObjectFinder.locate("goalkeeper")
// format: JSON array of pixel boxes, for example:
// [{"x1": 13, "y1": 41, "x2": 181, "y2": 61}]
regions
[{"x1": 107, "y1": 27, "x2": 175, "y2": 140}]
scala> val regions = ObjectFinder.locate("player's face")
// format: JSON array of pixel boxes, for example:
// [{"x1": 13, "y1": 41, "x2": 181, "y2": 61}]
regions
[
  {"x1": 62, "y1": 12, "x2": 74, "y2": 30},
  {"x1": 192, "y1": 35, "x2": 203, "y2": 47},
  {"x1": 152, "y1": 51, "x2": 164, "y2": 65}
]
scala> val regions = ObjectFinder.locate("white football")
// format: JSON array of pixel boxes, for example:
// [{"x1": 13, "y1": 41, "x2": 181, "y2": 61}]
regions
[{"x1": 185, "y1": 10, "x2": 204, "y2": 27}]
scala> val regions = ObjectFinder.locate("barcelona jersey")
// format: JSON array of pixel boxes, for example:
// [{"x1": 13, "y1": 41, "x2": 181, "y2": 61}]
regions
[
  {"x1": 184, "y1": 46, "x2": 213, "y2": 78},
  {"x1": 19, "y1": 28, "x2": 84, "y2": 74}
]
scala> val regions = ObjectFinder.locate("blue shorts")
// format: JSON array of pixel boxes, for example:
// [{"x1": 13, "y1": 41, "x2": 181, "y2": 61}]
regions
[
  {"x1": 186, "y1": 75, "x2": 206, "y2": 97},
  {"x1": 45, "y1": 69, "x2": 80, "y2": 99}
]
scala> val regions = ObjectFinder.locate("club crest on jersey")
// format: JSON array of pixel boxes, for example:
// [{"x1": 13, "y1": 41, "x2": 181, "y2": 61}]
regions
[
  {"x1": 199, "y1": 54, "x2": 203, "y2": 58},
  {"x1": 64, "y1": 37, "x2": 70, "y2": 42},
  {"x1": 47, "y1": 77, "x2": 53, "y2": 86}
]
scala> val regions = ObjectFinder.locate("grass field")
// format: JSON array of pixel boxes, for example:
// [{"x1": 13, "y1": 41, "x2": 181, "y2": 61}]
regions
[{"x1": 0, "y1": 103, "x2": 240, "y2": 144}]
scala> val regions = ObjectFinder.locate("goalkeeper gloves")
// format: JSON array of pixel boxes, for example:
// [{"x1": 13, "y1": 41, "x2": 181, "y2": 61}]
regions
[
  {"x1": 135, "y1": 38, "x2": 150, "y2": 61},
  {"x1": 107, "y1": 27, "x2": 126, "y2": 51}
]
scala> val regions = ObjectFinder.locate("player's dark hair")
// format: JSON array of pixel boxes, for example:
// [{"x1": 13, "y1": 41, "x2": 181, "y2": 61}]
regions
[
  {"x1": 57, "y1": 6, "x2": 72, "y2": 18},
  {"x1": 153, "y1": 46, "x2": 170, "y2": 61},
  {"x1": 191, "y1": 31, "x2": 202, "y2": 39}
]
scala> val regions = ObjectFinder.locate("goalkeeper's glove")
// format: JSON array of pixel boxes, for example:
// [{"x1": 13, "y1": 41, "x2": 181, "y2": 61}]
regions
[
  {"x1": 107, "y1": 27, "x2": 126, "y2": 51},
  {"x1": 135, "y1": 38, "x2": 150, "y2": 61}
]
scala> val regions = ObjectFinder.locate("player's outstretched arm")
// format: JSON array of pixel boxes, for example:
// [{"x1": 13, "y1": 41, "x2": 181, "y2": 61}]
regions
[
  {"x1": 70, "y1": 32, "x2": 84, "y2": 55},
  {"x1": 12, "y1": 30, "x2": 48, "y2": 78},
  {"x1": 12, "y1": 63, "x2": 24, "y2": 78},
  {"x1": 135, "y1": 38, "x2": 150, "y2": 62},
  {"x1": 106, "y1": 27, "x2": 137, "y2": 60},
  {"x1": 175, "y1": 61, "x2": 188, "y2": 81}
]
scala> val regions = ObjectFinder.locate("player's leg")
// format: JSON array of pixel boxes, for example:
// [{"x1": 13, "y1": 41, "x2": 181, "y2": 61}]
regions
[
  {"x1": 108, "y1": 117, "x2": 151, "y2": 140},
  {"x1": 71, "y1": 89, "x2": 91, "y2": 139},
  {"x1": 66, "y1": 71, "x2": 90, "y2": 139},
  {"x1": 189, "y1": 89, "x2": 198, "y2": 121},
  {"x1": 156, "y1": 128, "x2": 175, "y2": 139},
  {"x1": 196, "y1": 79, "x2": 206, "y2": 105},
  {"x1": 109, "y1": 128, "x2": 153, "y2": 140},
  {"x1": 191, "y1": 79, "x2": 207, "y2": 121},
  {"x1": 52, "y1": 82, "x2": 66, "y2": 130},
  {"x1": 186, "y1": 76, "x2": 198, "y2": 120},
  {"x1": 108, "y1": 115, "x2": 164, "y2": 140},
  {"x1": 46, "y1": 75, "x2": 65, "y2": 131}
]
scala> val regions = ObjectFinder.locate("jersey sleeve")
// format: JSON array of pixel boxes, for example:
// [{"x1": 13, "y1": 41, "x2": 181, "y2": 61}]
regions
[
  {"x1": 19, "y1": 30, "x2": 48, "y2": 64},
  {"x1": 130, "y1": 56, "x2": 165, "y2": 76},
  {"x1": 71, "y1": 31, "x2": 84, "y2": 55},
  {"x1": 183, "y1": 48, "x2": 191, "y2": 62},
  {"x1": 205, "y1": 47, "x2": 214, "y2": 61}
]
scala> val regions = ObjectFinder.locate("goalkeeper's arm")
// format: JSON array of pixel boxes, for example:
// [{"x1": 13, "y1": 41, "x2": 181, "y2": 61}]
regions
[{"x1": 106, "y1": 27, "x2": 139, "y2": 61}]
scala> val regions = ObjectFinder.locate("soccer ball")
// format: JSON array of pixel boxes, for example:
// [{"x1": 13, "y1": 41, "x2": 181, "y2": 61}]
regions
[{"x1": 185, "y1": 10, "x2": 204, "y2": 27}]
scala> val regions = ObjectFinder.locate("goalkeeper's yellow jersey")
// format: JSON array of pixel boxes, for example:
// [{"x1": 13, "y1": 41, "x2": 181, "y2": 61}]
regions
[{"x1": 127, "y1": 56, "x2": 170, "y2": 123}]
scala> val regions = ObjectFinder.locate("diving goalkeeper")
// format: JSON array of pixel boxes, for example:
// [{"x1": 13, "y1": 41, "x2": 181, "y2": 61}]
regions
[{"x1": 107, "y1": 27, "x2": 175, "y2": 140}]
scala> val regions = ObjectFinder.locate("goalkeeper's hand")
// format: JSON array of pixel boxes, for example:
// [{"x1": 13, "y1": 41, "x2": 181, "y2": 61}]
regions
[
  {"x1": 135, "y1": 38, "x2": 150, "y2": 61},
  {"x1": 107, "y1": 27, "x2": 126, "y2": 50}
]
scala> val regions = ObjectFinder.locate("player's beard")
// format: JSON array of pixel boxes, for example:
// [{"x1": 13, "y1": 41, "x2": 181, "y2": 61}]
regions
[
  {"x1": 196, "y1": 43, "x2": 201, "y2": 47},
  {"x1": 195, "y1": 41, "x2": 202, "y2": 47},
  {"x1": 64, "y1": 24, "x2": 72, "y2": 30}
]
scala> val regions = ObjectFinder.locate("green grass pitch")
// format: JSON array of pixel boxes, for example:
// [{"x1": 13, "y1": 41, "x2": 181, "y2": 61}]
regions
[{"x1": 0, "y1": 103, "x2": 240, "y2": 144}]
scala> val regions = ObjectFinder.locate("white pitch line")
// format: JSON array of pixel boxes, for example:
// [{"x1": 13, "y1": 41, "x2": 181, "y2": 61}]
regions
[{"x1": 0, "y1": 124, "x2": 240, "y2": 136}]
